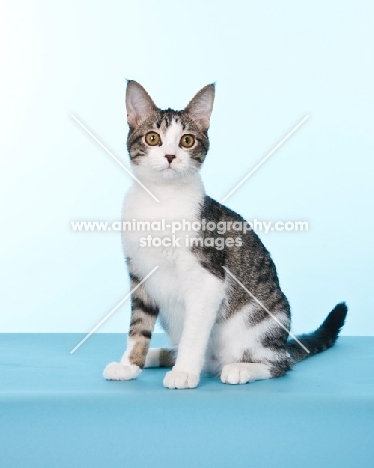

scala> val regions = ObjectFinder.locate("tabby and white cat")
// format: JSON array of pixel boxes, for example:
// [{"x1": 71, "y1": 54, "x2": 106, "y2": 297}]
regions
[{"x1": 103, "y1": 81, "x2": 347, "y2": 389}]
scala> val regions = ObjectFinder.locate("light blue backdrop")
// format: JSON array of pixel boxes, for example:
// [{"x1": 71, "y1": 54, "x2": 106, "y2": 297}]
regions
[{"x1": 0, "y1": 1, "x2": 373, "y2": 334}]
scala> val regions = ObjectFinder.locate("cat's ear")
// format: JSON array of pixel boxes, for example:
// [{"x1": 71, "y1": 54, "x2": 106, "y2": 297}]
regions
[
  {"x1": 185, "y1": 84, "x2": 215, "y2": 132},
  {"x1": 126, "y1": 81, "x2": 157, "y2": 128}
]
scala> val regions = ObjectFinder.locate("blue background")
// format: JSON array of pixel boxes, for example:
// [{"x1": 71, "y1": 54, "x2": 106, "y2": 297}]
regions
[{"x1": 0, "y1": 0, "x2": 373, "y2": 334}]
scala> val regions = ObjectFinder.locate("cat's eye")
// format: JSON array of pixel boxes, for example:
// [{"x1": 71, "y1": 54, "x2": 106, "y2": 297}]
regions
[
  {"x1": 145, "y1": 132, "x2": 161, "y2": 146},
  {"x1": 180, "y1": 134, "x2": 195, "y2": 148}
]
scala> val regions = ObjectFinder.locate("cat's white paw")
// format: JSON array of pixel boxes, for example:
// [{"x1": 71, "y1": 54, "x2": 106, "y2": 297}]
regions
[
  {"x1": 220, "y1": 363, "x2": 254, "y2": 385},
  {"x1": 103, "y1": 362, "x2": 141, "y2": 381},
  {"x1": 163, "y1": 370, "x2": 199, "y2": 389}
]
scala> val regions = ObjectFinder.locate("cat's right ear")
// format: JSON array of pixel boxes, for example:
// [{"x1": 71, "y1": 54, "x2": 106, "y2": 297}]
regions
[{"x1": 126, "y1": 81, "x2": 156, "y2": 129}]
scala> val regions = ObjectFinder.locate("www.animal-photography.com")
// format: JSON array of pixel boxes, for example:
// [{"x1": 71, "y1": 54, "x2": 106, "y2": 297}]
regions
[{"x1": 1, "y1": 1, "x2": 373, "y2": 467}]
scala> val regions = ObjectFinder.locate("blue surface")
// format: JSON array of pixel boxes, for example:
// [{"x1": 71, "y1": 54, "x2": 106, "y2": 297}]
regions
[{"x1": 1, "y1": 334, "x2": 373, "y2": 468}]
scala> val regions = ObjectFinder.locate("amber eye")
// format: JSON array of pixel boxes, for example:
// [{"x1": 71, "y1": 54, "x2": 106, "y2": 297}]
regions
[
  {"x1": 145, "y1": 132, "x2": 161, "y2": 146},
  {"x1": 180, "y1": 134, "x2": 195, "y2": 148}
]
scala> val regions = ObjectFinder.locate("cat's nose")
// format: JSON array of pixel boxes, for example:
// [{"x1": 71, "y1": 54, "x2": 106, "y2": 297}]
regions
[{"x1": 165, "y1": 154, "x2": 175, "y2": 164}]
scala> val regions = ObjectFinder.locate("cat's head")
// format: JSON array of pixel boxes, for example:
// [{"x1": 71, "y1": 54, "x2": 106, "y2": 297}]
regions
[{"x1": 126, "y1": 81, "x2": 215, "y2": 183}]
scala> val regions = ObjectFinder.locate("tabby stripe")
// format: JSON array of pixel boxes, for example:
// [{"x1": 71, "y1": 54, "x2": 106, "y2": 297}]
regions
[
  {"x1": 132, "y1": 297, "x2": 159, "y2": 316},
  {"x1": 196, "y1": 137, "x2": 208, "y2": 153},
  {"x1": 129, "y1": 272, "x2": 141, "y2": 283},
  {"x1": 160, "y1": 349, "x2": 176, "y2": 367},
  {"x1": 129, "y1": 134, "x2": 143, "y2": 148},
  {"x1": 129, "y1": 329, "x2": 152, "y2": 340},
  {"x1": 191, "y1": 156, "x2": 203, "y2": 163},
  {"x1": 130, "y1": 152, "x2": 145, "y2": 160},
  {"x1": 130, "y1": 317, "x2": 142, "y2": 327},
  {"x1": 141, "y1": 330, "x2": 152, "y2": 339}
]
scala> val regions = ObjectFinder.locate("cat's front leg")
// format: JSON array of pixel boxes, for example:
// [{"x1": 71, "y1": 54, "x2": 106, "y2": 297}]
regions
[
  {"x1": 163, "y1": 267, "x2": 224, "y2": 389},
  {"x1": 103, "y1": 273, "x2": 159, "y2": 381}
]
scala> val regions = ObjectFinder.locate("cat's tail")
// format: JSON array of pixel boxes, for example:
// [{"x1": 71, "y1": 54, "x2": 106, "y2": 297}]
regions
[{"x1": 287, "y1": 302, "x2": 348, "y2": 364}]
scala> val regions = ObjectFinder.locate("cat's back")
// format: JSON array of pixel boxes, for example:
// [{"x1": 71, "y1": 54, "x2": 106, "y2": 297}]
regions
[{"x1": 199, "y1": 195, "x2": 267, "y2": 252}]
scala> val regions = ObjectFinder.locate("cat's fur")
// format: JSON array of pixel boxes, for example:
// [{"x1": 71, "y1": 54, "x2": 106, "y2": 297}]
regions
[{"x1": 103, "y1": 81, "x2": 347, "y2": 388}]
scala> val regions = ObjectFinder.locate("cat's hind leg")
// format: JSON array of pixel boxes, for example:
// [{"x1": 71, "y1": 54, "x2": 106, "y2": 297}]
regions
[
  {"x1": 218, "y1": 313, "x2": 292, "y2": 385},
  {"x1": 144, "y1": 348, "x2": 176, "y2": 368},
  {"x1": 220, "y1": 362, "x2": 272, "y2": 384}
]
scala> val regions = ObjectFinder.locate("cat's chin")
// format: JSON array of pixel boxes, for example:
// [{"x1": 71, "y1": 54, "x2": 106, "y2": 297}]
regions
[
  {"x1": 151, "y1": 167, "x2": 190, "y2": 182},
  {"x1": 132, "y1": 165, "x2": 197, "y2": 186},
  {"x1": 159, "y1": 167, "x2": 181, "y2": 178}
]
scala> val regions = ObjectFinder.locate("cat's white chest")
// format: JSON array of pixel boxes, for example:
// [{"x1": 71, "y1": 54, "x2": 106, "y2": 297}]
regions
[{"x1": 122, "y1": 178, "x2": 205, "y2": 306}]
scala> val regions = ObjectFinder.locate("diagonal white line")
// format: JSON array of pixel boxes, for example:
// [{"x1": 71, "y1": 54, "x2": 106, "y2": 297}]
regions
[
  {"x1": 220, "y1": 115, "x2": 309, "y2": 204},
  {"x1": 71, "y1": 114, "x2": 160, "y2": 203},
  {"x1": 70, "y1": 266, "x2": 159, "y2": 354},
  {"x1": 222, "y1": 266, "x2": 310, "y2": 354}
]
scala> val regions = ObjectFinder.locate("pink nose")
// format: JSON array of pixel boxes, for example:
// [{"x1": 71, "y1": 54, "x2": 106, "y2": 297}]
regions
[{"x1": 165, "y1": 154, "x2": 175, "y2": 164}]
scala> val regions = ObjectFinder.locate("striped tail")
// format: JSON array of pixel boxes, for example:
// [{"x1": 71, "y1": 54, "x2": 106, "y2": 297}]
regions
[{"x1": 287, "y1": 302, "x2": 348, "y2": 363}]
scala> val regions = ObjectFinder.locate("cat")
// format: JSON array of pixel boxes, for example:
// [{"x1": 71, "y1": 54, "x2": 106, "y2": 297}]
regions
[{"x1": 103, "y1": 80, "x2": 347, "y2": 389}]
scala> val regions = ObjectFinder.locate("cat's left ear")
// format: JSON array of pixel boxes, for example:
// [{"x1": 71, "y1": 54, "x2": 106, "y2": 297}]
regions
[{"x1": 185, "y1": 84, "x2": 215, "y2": 132}]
